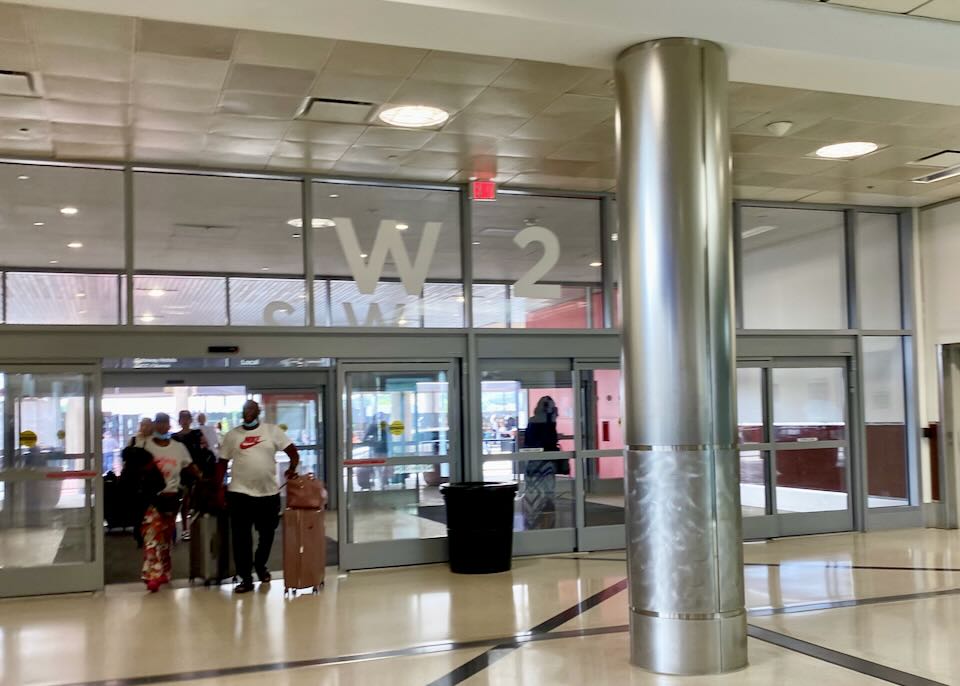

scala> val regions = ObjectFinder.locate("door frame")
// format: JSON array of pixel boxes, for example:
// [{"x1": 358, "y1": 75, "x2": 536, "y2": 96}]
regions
[
  {"x1": 739, "y1": 356, "x2": 856, "y2": 539},
  {"x1": 336, "y1": 360, "x2": 460, "y2": 571},
  {"x1": 0, "y1": 362, "x2": 103, "y2": 598}
]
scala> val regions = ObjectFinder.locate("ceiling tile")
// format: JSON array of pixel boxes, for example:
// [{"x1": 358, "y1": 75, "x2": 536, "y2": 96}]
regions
[
  {"x1": 52, "y1": 122, "x2": 125, "y2": 144},
  {"x1": 197, "y1": 151, "x2": 271, "y2": 168},
  {"x1": 54, "y1": 141, "x2": 125, "y2": 160},
  {"x1": 734, "y1": 153, "x2": 839, "y2": 175},
  {"x1": 466, "y1": 87, "x2": 558, "y2": 118},
  {"x1": 506, "y1": 173, "x2": 610, "y2": 191},
  {"x1": 0, "y1": 5, "x2": 27, "y2": 42},
  {"x1": 0, "y1": 136, "x2": 53, "y2": 155},
  {"x1": 410, "y1": 51, "x2": 511, "y2": 86},
  {"x1": 540, "y1": 93, "x2": 614, "y2": 126},
  {"x1": 26, "y1": 7, "x2": 134, "y2": 51},
  {"x1": 386, "y1": 167, "x2": 457, "y2": 182},
  {"x1": 831, "y1": 0, "x2": 927, "y2": 11},
  {"x1": 729, "y1": 83, "x2": 810, "y2": 114},
  {"x1": 134, "y1": 83, "x2": 219, "y2": 114},
  {"x1": 492, "y1": 60, "x2": 591, "y2": 94},
  {"x1": 48, "y1": 101, "x2": 127, "y2": 127},
  {"x1": 131, "y1": 145, "x2": 199, "y2": 164},
  {"x1": 42, "y1": 76, "x2": 130, "y2": 105},
  {"x1": 285, "y1": 121, "x2": 366, "y2": 144},
  {"x1": 204, "y1": 135, "x2": 278, "y2": 156},
  {"x1": 0, "y1": 96, "x2": 47, "y2": 120},
  {"x1": 310, "y1": 73, "x2": 403, "y2": 103},
  {"x1": 219, "y1": 92, "x2": 302, "y2": 119},
  {"x1": 548, "y1": 140, "x2": 613, "y2": 162},
  {"x1": 898, "y1": 104, "x2": 960, "y2": 128},
  {"x1": 442, "y1": 112, "x2": 528, "y2": 137},
  {"x1": 422, "y1": 133, "x2": 499, "y2": 155},
  {"x1": 133, "y1": 129, "x2": 206, "y2": 151},
  {"x1": 137, "y1": 19, "x2": 237, "y2": 61},
  {"x1": 233, "y1": 30, "x2": 334, "y2": 70},
  {"x1": 322, "y1": 41, "x2": 427, "y2": 78},
  {"x1": 37, "y1": 44, "x2": 131, "y2": 82},
  {"x1": 225, "y1": 63, "x2": 316, "y2": 96},
  {"x1": 332, "y1": 159, "x2": 400, "y2": 176},
  {"x1": 339, "y1": 145, "x2": 410, "y2": 166},
  {"x1": 912, "y1": 0, "x2": 960, "y2": 20},
  {"x1": 134, "y1": 53, "x2": 229, "y2": 90},
  {"x1": 0, "y1": 39, "x2": 36, "y2": 72},
  {"x1": 0, "y1": 117, "x2": 50, "y2": 141},
  {"x1": 273, "y1": 140, "x2": 349, "y2": 161},
  {"x1": 354, "y1": 127, "x2": 435, "y2": 149},
  {"x1": 756, "y1": 188, "x2": 819, "y2": 202},
  {"x1": 402, "y1": 150, "x2": 465, "y2": 169},
  {"x1": 133, "y1": 108, "x2": 214, "y2": 133},
  {"x1": 567, "y1": 69, "x2": 615, "y2": 98},
  {"x1": 266, "y1": 156, "x2": 335, "y2": 173},
  {"x1": 510, "y1": 115, "x2": 597, "y2": 141},
  {"x1": 209, "y1": 115, "x2": 290, "y2": 140},
  {"x1": 386, "y1": 80, "x2": 485, "y2": 114}
]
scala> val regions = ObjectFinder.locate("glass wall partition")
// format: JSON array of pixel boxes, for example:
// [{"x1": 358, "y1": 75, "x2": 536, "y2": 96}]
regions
[
  {"x1": 863, "y1": 336, "x2": 909, "y2": 508},
  {"x1": 472, "y1": 193, "x2": 603, "y2": 329},
  {"x1": 312, "y1": 182, "x2": 463, "y2": 328},
  {"x1": 133, "y1": 171, "x2": 304, "y2": 326}
]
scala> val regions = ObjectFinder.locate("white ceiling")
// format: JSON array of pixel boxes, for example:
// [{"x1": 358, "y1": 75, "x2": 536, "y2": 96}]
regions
[{"x1": 812, "y1": 1, "x2": 960, "y2": 22}]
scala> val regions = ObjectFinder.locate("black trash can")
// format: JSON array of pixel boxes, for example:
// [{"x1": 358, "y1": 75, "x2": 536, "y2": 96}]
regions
[{"x1": 440, "y1": 481, "x2": 518, "y2": 574}]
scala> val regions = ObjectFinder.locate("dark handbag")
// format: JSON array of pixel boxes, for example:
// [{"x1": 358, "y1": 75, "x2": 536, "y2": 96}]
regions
[{"x1": 553, "y1": 458, "x2": 571, "y2": 476}]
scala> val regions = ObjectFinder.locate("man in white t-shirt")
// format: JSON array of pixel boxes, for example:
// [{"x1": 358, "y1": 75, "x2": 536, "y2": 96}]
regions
[{"x1": 220, "y1": 399, "x2": 299, "y2": 593}]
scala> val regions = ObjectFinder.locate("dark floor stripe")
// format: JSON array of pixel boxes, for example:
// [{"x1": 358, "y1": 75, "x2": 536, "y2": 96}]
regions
[
  {"x1": 426, "y1": 578, "x2": 629, "y2": 686},
  {"x1": 749, "y1": 585, "x2": 960, "y2": 617},
  {"x1": 544, "y1": 555, "x2": 628, "y2": 563},
  {"x1": 746, "y1": 561, "x2": 960, "y2": 573},
  {"x1": 748, "y1": 625, "x2": 949, "y2": 686}
]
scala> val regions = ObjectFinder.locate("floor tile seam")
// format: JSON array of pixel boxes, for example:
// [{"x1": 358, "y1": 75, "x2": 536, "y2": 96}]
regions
[
  {"x1": 745, "y1": 562, "x2": 960, "y2": 572},
  {"x1": 747, "y1": 624, "x2": 950, "y2": 686},
  {"x1": 748, "y1": 585, "x2": 960, "y2": 617}
]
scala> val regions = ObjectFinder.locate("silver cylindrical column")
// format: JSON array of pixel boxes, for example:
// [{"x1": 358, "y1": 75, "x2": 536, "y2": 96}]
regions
[{"x1": 615, "y1": 38, "x2": 746, "y2": 675}]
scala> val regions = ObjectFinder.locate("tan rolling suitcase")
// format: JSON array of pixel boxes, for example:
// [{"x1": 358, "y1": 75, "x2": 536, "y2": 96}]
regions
[{"x1": 282, "y1": 508, "x2": 325, "y2": 595}]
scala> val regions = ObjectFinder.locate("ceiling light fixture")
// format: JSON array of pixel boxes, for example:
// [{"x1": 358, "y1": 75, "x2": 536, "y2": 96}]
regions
[
  {"x1": 76, "y1": 292, "x2": 86, "y2": 299},
  {"x1": 140, "y1": 314, "x2": 156, "y2": 323},
  {"x1": 287, "y1": 217, "x2": 336, "y2": 229},
  {"x1": 379, "y1": 104, "x2": 449, "y2": 128},
  {"x1": 589, "y1": 261, "x2": 602, "y2": 267},
  {"x1": 765, "y1": 121, "x2": 793, "y2": 137},
  {"x1": 611, "y1": 233, "x2": 619, "y2": 242},
  {"x1": 397, "y1": 318, "x2": 409, "y2": 326},
  {"x1": 147, "y1": 288, "x2": 166, "y2": 298},
  {"x1": 60, "y1": 206, "x2": 79, "y2": 216},
  {"x1": 67, "y1": 241, "x2": 83, "y2": 249},
  {"x1": 329, "y1": 193, "x2": 339, "y2": 198},
  {"x1": 912, "y1": 164, "x2": 960, "y2": 184},
  {"x1": 261, "y1": 267, "x2": 270, "y2": 271},
  {"x1": 291, "y1": 232, "x2": 302, "y2": 238},
  {"x1": 396, "y1": 223, "x2": 409, "y2": 231},
  {"x1": 33, "y1": 221, "x2": 44, "y2": 227},
  {"x1": 360, "y1": 253, "x2": 368, "y2": 259},
  {"x1": 48, "y1": 260, "x2": 58, "y2": 265},
  {"x1": 814, "y1": 142, "x2": 878, "y2": 159},
  {"x1": 17, "y1": 174, "x2": 29, "y2": 180},
  {"x1": 472, "y1": 241, "x2": 480, "y2": 246}
]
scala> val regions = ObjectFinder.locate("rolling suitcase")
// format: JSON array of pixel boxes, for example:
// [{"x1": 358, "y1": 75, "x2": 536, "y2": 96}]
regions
[
  {"x1": 189, "y1": 513, "x2": 234, "y2": 586},
  {"x1": 282, "y1": 508, "x2": 325, "y2": 595}
]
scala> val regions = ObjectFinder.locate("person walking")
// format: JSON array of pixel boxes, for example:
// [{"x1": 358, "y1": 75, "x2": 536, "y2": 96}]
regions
[
  {"x1": 197, "y1": 413, "x2": 220, "y2": 458},
  {"x1": 141, "y1": 412, "x2": 195, "y2": 592},
  {"x1": 220, "y1": 400, "x2": 300, "y2": 594}
]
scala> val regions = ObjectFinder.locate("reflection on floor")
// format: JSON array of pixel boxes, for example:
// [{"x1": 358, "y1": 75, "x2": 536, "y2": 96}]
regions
[{"x1": 4, "y1": 528, "x2": 960, "y2": 685}]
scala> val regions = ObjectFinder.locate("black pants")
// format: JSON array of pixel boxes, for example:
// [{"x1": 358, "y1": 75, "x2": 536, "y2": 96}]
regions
[{"x1": 228, "y1": 492, "x2": 280, "y2": 583}]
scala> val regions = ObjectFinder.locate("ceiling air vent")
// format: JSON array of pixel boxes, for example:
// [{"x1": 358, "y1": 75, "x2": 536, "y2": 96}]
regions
[
  {"x1": 909, "y1": 150, "x2": 960, "y2": 184},
  {"x1": 297, "y1": 97, "x2": 376, "y2": 124},
  {"x1": 0, "y1": 70, "x2": 41, "y2": 98}
]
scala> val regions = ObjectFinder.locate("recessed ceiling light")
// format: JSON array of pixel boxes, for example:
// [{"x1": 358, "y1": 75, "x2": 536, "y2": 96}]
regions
[
  {"x1": 396, "y1": 223, "x2": 409, "y2": 231},
  {"x1": 472, "y1": 241, "x2": 480, "y2": 246},
  {"x1": 261, "y1": 267, "x2": 270, "y2": 271},
  {"x1": 76, "y1": 292, "x2": 86, "y2": 299},
  {"x1": 291, "y1": 232, "x2": 302, "y2": 238},
  {"x1": 397, "y1": 318, "x2": 409, "y2": 326},
  {"x1": 815, "y1": 142, "x2": 878, "y2": 159},
  {"x1": 33, "y1": 221, "x2": 44, "y2": 227},
  {"x1": 589, "y1": 261, "x2": 602, "y2": 267},
  {"x1": 379, "y1": 104, "x2": 449, "y2": 128},
  {"x1": 67, "y1": 241, "x2": 83, "y2": 249},
  {"x1": 140, "y1": 314, "x2": 156, "y2": 323},
  {"x1": 287, "y1": 217, "x2": 336, "y2": 229},
  {"x1": 48, "y1": 260, "x2": 59, "y2": 265},
  {"x1": 611, "y1": 233, "x2": 619, "y2": 242},
  {"x1": 147, "y1": 288, "x2": 165, "y2": 298},
  {"x1": 360, "y1": 253, "x2": 368, "y2": 259},
  {"x1": 17, "y1": 175, "x2": 29, "y2": 180},
  {"x1": 329, "y1": 193, "x2": 339, "y2": 198},
  {"x1": 60, "y1": 206, "x2": 79, "y2": 216},
  {"x1": 454, "y1": 296, "x2": 465, "y2": 303}
]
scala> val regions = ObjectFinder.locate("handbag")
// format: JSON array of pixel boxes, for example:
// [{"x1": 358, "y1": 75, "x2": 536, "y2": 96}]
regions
[{"x1": 285, "y1": 473, "x2": 327, "y2": 510}]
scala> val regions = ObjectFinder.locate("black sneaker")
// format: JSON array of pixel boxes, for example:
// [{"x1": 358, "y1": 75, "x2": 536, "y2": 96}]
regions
[
  {"x1": 234, "y1": 580, "x2": 255, "y2": 594},
  {"x1": 257, "y1": 569, "x2": 272, "y2": 584}
]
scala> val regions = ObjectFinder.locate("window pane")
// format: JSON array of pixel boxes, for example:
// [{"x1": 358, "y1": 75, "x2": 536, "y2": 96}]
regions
[
  {"x1": 772, "y1": 367, "x2": 846, "y2": 442},
  {"x1": 134, "y1": 172, "x2": 303, "y2": 275},
  {"x1": 480, "y1": 370, "x2": 574, "y2": 455},
  {"x1": 228, "y1": 277, "x2": 305, "y2": 326},
  {"x1": 312, "y1": 182, "x2": 462, "y2": 328},
  {"x1": 740, "y1": 449, "x2": 768, "y2": 517},
  {"x1": 856, "y1": 213, "x2": 902, "y2": 329},
  {"x1": 6, "y1": 272, "x2": 119, "y2": 325},
  {"x1": 483, "y1": 459, "x2": 575, "y2": 531},
  {"x1": 737, "y1": 368, "x2": 764, "y2": 444},
  {"x1": 775, "y1": 447, "x2": 848, "y2": 513},
  {"x1": 863, "y1": 337, "x2": 909, "y2": 507},
  {"x1": 741, "y1": 207, "x2": 847, "y2": 329},
  {"x1": 582, "y1": 368, "x2": 623, "y2": 451},
  {"x1": 473, "y1": 194, "x2": 602, "y2": 329},
  {"x1": 133, "y1": 274, "x2": 227, "y2": 325},
  {"x1": 345, "y1": 464, "x2": 447, "y2": 543},
  {"x1": 0, "y1": 162, "x2": 124, "y2": 269}
]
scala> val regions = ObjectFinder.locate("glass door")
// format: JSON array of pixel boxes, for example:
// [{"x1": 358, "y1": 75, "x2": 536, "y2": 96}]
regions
[
  {"x1": 248, "y1": 389, "x2": 324, "y2": 505},
  {"x1": 738, "y1": 358, "x2": 854, "y2": 539},
  {"x1": 338, "y1": 362, "x2": 457, "y2": 570},
  {"x1": 0, "y1": 366, "x2": 101, "y2": 597},
  {"x1": 479, "y1": 361, "x2": 577, "y2": 556},
  {"x1": 576, "y1": 363, "x2": 625, "y2": 551}
]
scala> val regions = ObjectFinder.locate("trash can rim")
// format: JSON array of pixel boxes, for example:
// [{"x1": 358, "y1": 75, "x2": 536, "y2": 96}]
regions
[{"x1": 440, "y1": 480, "x2": 518, "y2": 492}]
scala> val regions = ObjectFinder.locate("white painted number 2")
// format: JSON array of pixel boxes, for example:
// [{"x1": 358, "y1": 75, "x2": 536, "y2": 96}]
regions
[{"x1": 512, "y1": 226, "x2": 561, "y2": 299}]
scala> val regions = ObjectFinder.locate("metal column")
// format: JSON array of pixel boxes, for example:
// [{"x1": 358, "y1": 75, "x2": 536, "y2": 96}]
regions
[{"x1": 615, "y1": 38, "x2": 747, "y2": 674}]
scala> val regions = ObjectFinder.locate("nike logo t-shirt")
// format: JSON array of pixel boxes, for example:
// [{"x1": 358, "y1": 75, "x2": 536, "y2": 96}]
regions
[{"x1": 221, "y1": 423, "x2": 293, "y2": 497}]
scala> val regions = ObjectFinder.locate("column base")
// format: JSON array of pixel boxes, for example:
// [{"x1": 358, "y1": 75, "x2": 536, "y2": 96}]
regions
[{"x1": 629, "y1": 608, "x2": 748, "y2": 675}]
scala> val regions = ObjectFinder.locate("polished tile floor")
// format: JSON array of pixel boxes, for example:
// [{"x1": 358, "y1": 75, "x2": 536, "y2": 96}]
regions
[{"x1": 2, "y1": 528, "x2": 960, "y2": 685}]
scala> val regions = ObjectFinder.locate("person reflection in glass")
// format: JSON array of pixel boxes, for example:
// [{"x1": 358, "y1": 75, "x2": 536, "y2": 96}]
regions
[{"x1": 522, "y1": 396, "x2": 562, "y2": 529}]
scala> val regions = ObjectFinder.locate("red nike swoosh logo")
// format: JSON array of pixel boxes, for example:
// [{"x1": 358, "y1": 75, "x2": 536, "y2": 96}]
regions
[{"x1": 240, "y1": 436, "x2": 263, "y2": 450}]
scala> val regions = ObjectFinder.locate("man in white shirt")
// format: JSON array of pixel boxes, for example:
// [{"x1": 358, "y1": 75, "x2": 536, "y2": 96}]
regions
[
  {"x1": 220, "y1": 399, "x2": 299, "y2": 594},
  {"x1": 197, "y1": 413, "x2": 220, "y2": 458}
]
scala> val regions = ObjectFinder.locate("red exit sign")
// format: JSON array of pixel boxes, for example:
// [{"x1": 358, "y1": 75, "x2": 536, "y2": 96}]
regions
[{"x1": 470, "y1": 180, "x2": 497, "y2": 201}]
